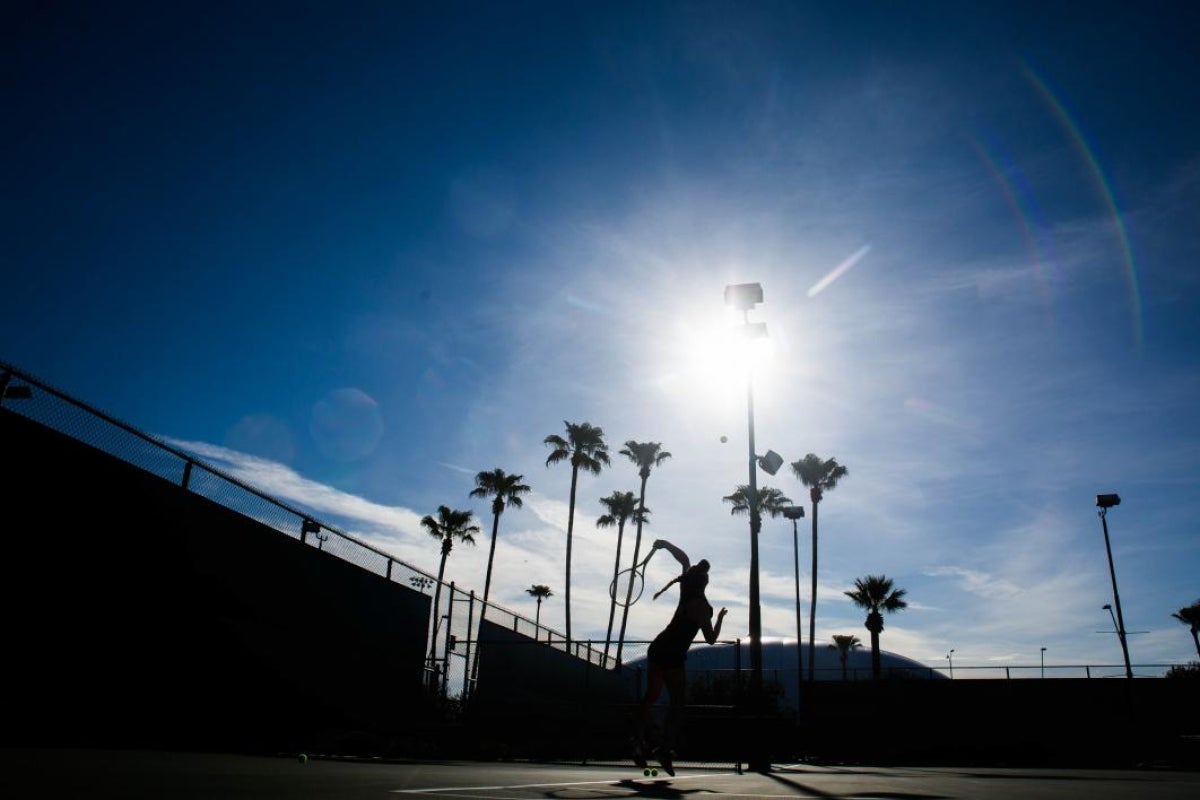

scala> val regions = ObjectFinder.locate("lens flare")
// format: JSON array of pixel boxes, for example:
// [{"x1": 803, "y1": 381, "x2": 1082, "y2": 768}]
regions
[{"x1": 1020, "y1": 60, "x2": 1143, "y2": 348}]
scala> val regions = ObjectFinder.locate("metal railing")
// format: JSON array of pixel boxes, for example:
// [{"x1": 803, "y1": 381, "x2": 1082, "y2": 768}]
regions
[{"x1": 923, "y1": 663, "x2": 1182, "y2": 680}]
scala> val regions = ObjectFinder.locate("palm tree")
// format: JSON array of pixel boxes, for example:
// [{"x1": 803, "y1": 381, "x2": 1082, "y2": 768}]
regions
[
  {"x1": 844, "y1": 574, "x2": 908, "y2": 679},
  {"x1": 790, "y1": 453, "x2": 849, "y2": 683},
  {"x1": 615, "y1": 440, "x2": 671, "y2": 664},
  {"x1": 469, "y1": 468, "x2": 531, "y2": 612},
  {"x1": 420, "y1": 506, "x2": 480, "y2": 669},
  {"x1": 596, "y1": 490, "x2": 648, "y2": 665},
  {"x1": 725, "y1": 484, "x2": 790, "y2": 673},
  {"x1": 1171, "y1": 599, "x2": 1200, "y2": 659},
  {"x1": 722, "y1": 484, "x2": 793, "y2": 519},
  {"x1": 544, "y1": 420, "x2": 611, "y2": 642},
  {"x1": 827, "y1": 634, "x2": 863, "y2": 681},
  {"x1": 527, "y1": 584, "x2": 553, "y2": 626}
]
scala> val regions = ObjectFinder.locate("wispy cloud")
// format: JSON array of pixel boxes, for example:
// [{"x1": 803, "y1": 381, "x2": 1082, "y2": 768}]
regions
[{"x1": 167, "y1": 439, "x2": 426, "y2": 538}]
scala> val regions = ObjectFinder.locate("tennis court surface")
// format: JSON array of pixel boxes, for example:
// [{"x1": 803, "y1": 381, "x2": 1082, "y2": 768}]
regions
[{"x1": 3, "y1": 749, "x2": 1200, "y2": 800}]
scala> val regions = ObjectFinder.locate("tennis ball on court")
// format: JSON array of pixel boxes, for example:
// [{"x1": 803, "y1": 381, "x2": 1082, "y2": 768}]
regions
[{"x1": 298, "y1": 753, "x2": 308, "y2": 764}]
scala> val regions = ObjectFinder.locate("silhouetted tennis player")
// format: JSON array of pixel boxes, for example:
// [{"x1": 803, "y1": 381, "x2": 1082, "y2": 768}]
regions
[{"x1": 631, "y1": 538, "x2": 727, "y2": 776}]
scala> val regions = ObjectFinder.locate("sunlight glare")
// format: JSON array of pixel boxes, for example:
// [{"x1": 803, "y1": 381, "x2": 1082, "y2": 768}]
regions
[{"x1": 658, "y1": 303, "x2": 777, "y2": 415}]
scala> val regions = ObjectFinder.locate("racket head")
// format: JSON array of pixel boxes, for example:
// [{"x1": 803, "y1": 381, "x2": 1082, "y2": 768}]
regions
[{"x1": 610, "y1": 567, "x2": 646, "y2": 607}]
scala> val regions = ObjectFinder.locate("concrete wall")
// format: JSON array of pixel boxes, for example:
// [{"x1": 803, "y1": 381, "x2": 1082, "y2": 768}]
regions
[{"x1": 1, "y1": 409, "x2": 432, "y2": 754}]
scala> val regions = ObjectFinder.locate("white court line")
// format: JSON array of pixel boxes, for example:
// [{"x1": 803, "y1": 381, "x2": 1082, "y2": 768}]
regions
[
  {"x1": 391, "y1": 771, "x2": 739, "y2": 795},
  {"x1": 396, "y1": 792, "x2": 800, "y2": 800}
]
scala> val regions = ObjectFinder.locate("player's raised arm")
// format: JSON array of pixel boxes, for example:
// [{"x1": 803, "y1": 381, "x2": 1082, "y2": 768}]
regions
[{"x1": 652, "y1": 538, "x2": 690, "y2": 572}]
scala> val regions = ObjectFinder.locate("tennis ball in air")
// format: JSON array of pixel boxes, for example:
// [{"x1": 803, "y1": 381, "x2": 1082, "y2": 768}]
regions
[
  {"x1": 720, "y1": 435, "x2": 728, "y2": 443},
  {"x1": 298, "y1": 753, "x2": 308, "y2": 764}
]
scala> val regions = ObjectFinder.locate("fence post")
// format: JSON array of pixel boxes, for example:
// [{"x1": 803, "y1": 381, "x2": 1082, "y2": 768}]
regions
[
  {"x1": 464, "y1": 590, "x2": 476, "y2": 701},
  {"x1": 442, "y1": 582, "x2": 456, "y2": 698}
]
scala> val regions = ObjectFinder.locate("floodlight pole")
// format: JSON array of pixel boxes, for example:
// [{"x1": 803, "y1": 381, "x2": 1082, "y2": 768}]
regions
[
  {"x1": 744, "y1": 330, "x2": 772, "y2": 773},
  {"x1": 744, "y1": 316, "x2": 764, "y2": 703},
  {"x1": 725, "y1": 282, "x2": 769, "y2": 772},
  {"x1": 1097, "y1": 498, "x2": 1133, "y2": 679}
]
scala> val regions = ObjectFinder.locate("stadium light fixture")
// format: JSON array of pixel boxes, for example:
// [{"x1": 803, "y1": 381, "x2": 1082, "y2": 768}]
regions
[{"x1": 757, "y1": 450, "x2": 784, "y2": 476}]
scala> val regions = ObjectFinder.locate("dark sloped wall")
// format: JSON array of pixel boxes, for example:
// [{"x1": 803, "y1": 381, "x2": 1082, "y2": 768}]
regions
[
  {"x1": 466, "y1": 620, "x2": 638, "y2": 759},
  {"x1": 1, "y1": 409, "x2": 432, "y2": 754}
]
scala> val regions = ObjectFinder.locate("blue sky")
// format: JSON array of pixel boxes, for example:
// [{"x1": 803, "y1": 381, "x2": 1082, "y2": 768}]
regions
[{"x1": 5, "y1": 2, "x2": 1199, "y2": 673}]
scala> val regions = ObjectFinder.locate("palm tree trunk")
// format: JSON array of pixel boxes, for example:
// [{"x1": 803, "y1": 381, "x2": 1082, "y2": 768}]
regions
[
  {"x1": 482, "y1": 507, "x2": 501, "y2": 608},
  {"x1": 471, "y1": 505, "x2": 503, "y2": 693},
  {"x1": 603, "y1": 519, "x2": 627, "y2": 666},
  {"x1": 807, "y1": 498, "x2": 819, "y2": 682},
  {"x1": 536, "y1": 597, "x2": 543, "y2": 625},
  {"x1": 615, "y1": 475, "x2": 649, "y2": 665},
  {"x1": 870, "y1": 629, "x2": 881, "y2": 679},
  {"x1": 1192, "y1": 629, "x2": 1199, "y2": 659},
  {"x1": 565, "y1": 467, "x2": 579, "y2": 643}
]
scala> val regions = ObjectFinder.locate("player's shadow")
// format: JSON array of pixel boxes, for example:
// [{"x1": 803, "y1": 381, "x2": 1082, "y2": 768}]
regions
[
  {"x1": 613, "y1": 780, "x2": 703, "y2": 798},
  {"x1": 544, "y1": 780, "x2": 702, "y2": 800},
  {"x1": 763, "y1": 770, "x2": 950, "y2": 800}
]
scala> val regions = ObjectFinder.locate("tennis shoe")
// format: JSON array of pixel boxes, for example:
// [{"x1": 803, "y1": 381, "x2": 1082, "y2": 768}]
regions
[
  {"x1": 655, "y1": 747, "x2": 675, "y2": 777},
  {"x1": 630, "y1": 737, "x2": 648, "y2": 768}
]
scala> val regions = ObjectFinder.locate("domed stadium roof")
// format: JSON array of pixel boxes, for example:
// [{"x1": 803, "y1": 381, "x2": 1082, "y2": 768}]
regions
[{"x1": 625, "y1": 638, "x2": 946, "y2": 710}]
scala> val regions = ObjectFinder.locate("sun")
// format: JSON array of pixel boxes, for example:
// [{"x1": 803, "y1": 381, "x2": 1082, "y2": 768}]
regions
[{"x1": 652, "y1": 303, "x2": 776, "y2": 415}]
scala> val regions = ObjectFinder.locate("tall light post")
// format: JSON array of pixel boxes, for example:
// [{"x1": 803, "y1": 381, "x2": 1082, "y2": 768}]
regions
[
  {"x1": 1041, "y1": 646, "x2": 1047, "y2": 679},
  {"x1": 1096, "y1": 493, "x2": 1133, "y2": 679},
  {"x1": 946, "y1": 649, "x2": 955, "y2": 679},
  {"x1": 724, "y1": 282, "x2": 770, "y2": 772},
  {"x1": 783, "y1": 505, "x2": 806, "y2": 714}
]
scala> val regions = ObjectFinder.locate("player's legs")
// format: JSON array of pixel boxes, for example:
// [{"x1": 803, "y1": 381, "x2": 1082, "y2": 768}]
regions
[
  {"x1": 660, "y1": 666, "x2": 686, "y2": 753},
  {"x1": 631, "y1": 663, "x2": 666, "y2": 764},
  {"x1": 636, "y1": 664, "x2": 666, "y2": 738}
]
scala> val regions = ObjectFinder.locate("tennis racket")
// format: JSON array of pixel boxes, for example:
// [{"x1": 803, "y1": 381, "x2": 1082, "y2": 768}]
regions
[{"x1": 610, "y1": 548, "x2": 656, "y2": 607}]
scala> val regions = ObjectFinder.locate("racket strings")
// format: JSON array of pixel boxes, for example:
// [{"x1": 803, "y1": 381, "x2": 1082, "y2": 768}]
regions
[{"x1": 610, "y1": 567, "x2": 646, "y2": 607}]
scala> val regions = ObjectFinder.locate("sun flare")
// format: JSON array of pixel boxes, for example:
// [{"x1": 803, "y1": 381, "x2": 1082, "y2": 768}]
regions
[{"x1": 651, "y1": 303, "x2": 778, "y2": 416}]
